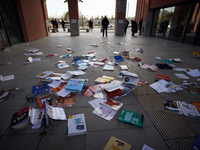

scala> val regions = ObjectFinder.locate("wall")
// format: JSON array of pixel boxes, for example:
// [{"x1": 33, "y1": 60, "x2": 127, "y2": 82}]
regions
[
  {"x1": 150, "y1": 0, "x2": 187, "y2": 9},
  {"x1": 0, "y1": 42, "x2": 2, "y2": 51},
  {"x1": 15, "y1": 0, "x2": 47, "y2": 42}
]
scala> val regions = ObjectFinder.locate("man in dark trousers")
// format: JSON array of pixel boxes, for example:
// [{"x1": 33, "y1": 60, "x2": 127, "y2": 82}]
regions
[
  {"x1": 131, "y1": 20, "x2": 138, "y2": 36},
  {"x1": 139, "y1": 19, "x2": 143, "y2": 35},
  {"x1": 102, "y1": 16, "x2": 109, "y2": 37},
  {"x1": 88, "y1": 19, "x2": 93, "y2": 31}
]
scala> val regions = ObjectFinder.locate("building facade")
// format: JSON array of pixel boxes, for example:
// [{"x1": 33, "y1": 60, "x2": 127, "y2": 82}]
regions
[
  {"x1": 0, "y1": 0, "x2": 49, "y2": 51},
  {"x1": 135, "y1": 0, "x2": 200, "y2": 46}
]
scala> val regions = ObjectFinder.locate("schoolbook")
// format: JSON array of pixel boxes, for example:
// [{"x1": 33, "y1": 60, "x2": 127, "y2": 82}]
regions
[
  {"x1": 100, "y1": 99, "x2": 123, "y2": 111},
  {"x1": 118, "y1": 109, "x2": 144, "y2": 128},
  {"x1": 104, "y1": 136, "x2": 132, "y2": 150},
  {"x1": 11, "y1": 106, "x2": 32, "y2": 129},
  {"x1": 65, "y1": 78, "x2": 86, "y2": 92},
  {"x1": 163, "y1": 100, "x2": 182, "y2": 114},
  {"x1": 67, "y1": 113, "x2": 87, "y2": 136}
]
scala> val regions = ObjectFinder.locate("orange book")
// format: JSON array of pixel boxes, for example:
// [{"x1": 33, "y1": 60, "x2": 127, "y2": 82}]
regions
[
  {"x1": 36, "y1": 95, "x2": 51, "y2": 109},
  {"x1": 193, "y1": 101, "x2": 200, "y2": 112}
]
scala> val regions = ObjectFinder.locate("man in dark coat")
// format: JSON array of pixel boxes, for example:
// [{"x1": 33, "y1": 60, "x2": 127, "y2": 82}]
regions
[
  {"x1": 88, "y1": 19, "x2": 93, "y2": 31},
  {"x1": 139, "y1": 19, "x2": 143, "y2": 35},
  {"x1": 131, "y1": 20, "x2": 138, "y2": 36},
  {"x1": 101, "y1": 16, "x2": 109, "y2": 37}
]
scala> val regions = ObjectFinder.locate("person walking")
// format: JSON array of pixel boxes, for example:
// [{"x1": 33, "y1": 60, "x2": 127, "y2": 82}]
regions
[
  {"x1": 88, "y1": 19, "x2": 93, "y2": 31},
  {"x1": 61, "y1": 19, "x2": 66, "y2": 31},
  {"x1": 139, "y1": 19, "x2": 143, "y2": 35},
  {"x1": 131, "y1": 20, "x2": 138, "y2": 36},
  {"x1": 101, "y1": 16, "x2": 109, "y2": 37},
  {"x1": 125, "y1": 19, "x2": 129, "y2": 35}
]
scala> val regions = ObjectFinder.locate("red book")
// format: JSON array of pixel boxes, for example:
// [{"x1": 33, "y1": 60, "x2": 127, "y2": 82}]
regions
[{"x1": 104, "y1": 89, "x2": 124, "y2": 98}]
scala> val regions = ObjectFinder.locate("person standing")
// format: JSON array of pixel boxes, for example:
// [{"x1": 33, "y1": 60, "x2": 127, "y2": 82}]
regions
[
  {"x1": 61, "y1": 19, "x2": 66, "y2": 31},
  {"x1": 51, "y1": 18, "x2": 56, "y2": 33},
  {"x1": 55, "y1": 18, "x2": 59, "y2": 32},
  {"x1": 101, "y1": 16, "x2": 109, "y2": 37},
  {"x1": 88, "y1": 19, "x2": 93, "y2": 31},
  {"x1": 131, "y1": 20, "x2": 138, "y2": 36},
  {"x1": 125, "y1": 19, "x2": 129, "y2": 35},
  {"x1": 139, "y1": 19, "x2": 143, "y2": 35}
]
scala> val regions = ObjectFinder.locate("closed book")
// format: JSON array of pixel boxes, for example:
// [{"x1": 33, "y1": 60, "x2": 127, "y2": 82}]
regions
[
  {"x1": 118, "y1": 109, "x2": 144, "y2": 128},
  {"x1": 104, "y1": 136, "x2": 132, "y2": 150},
  {"x1": 11, "y1": 106, "x2": 32, "y2": 129},
  {"x1": 67, "y1": 113, "x2": 87, "y2": 136}
]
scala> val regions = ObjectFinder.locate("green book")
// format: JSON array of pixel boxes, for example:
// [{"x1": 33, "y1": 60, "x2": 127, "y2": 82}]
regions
[{"x1": 118, "y1": 109, "x2": 144, "y2": 128}]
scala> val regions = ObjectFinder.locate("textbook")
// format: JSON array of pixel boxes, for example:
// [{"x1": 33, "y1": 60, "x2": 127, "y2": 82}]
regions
[
  {"x1": 104, "y1": 136, "x2": 132, "y2": 150},
  {"x1": 163, "y1": 100, "x2": 182, "y2": 114},
  {"x1": 32, "y1": 83, "x2": 51, "y2": 96},
  {"x1": 67, "y1": 113, "x2": 87, "y2": 136},
  {"x1": 11, "y1": 106, "x2": 32, "y2": 129},
  {"x1": 56, "y1": 93, "x2": 76, "y2": 107},
  {"x1": 65, "y1": 78, "x2": 86, "y2": 92},
  {"x1": 118, "y1": 109, "x2": 144, "y2": 128},
  {"x1": 100, "y1": 99, "x2": 123, "y2": 111}
]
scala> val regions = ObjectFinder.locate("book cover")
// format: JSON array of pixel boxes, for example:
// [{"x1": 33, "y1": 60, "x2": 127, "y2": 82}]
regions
[
  {"x1": 100, "y1": 99, "x2": 123, "y2": 111},
  {"x1": 104, "y1": 136, "x2": 132, "y2": 150},
  {"x1": 89, "y1": 84, "x2": 102, "y2": 93},
  {"x1": 56, "y1": 93, "x2": 76, "y2": 107},
  {"x1": 82, "y1": 86, "x2": 94, "y2": 97},
  {"x1": 65, "y1": 78, "x2": 85, "y2": 92},
  {"x1": 11, "y1": 106, "x2": 32, "y2": 129},
  {"x1": 163, "y1": 100, "x2": 182, "y2": 114},
  {"x1": 118, "y1": 109, "x2": 144, "y2": 128},
  {"x1": 32, "y1": 83, "x2": 51, "y2": 96},
  {"x1": 36, "y1": 95, "x2": 51, "y2": 109},
  {"x1": 192, "y1": 101, "x2": 200, "y2": 112},
  {"x1": 0, "y1": 90, "x2": 14, "y2": 103},
  {"x1": 104, "y1": 89, "x2": 124, "y2": 99},
  {"x1": 67, "y1": 113, "x2": 87, "y2": 136}
]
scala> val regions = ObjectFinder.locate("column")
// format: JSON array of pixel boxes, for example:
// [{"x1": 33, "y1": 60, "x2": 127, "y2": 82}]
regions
[
  {"x1": 68, "y1": 0, "x2": 79, "y2": 36},
  {"x1": 115, "y1": 0, "x2": 127, "y2": 36}
]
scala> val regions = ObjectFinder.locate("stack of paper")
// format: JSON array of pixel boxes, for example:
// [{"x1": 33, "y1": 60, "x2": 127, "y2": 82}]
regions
[{"x1": 67, "y1": 113, "x2": 87, "y2": 136}]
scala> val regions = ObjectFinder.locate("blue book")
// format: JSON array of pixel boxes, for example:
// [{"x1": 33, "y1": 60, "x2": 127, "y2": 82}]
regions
[{"x1": 65, "y1": 78, "x2": 85, "y2": 92}]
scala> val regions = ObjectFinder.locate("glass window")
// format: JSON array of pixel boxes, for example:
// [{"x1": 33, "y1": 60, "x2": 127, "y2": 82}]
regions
[
  {"x1": 184, "y1": 3, "x2": 200, "y2": 45},
  {"x1": 169, "y1": 4, "x2": 191, "y2": 42}
]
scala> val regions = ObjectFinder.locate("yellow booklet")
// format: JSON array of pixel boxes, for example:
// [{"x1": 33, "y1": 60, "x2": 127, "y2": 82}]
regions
[{"x1": 104, "y1": 136, "x2": 132, "y2": 150}]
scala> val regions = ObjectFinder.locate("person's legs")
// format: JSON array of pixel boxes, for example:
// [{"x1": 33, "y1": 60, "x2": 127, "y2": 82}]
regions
[
  {"x1": 103, "y1": 27, "x2": 105, "y2": 37},
  {"x1": 105, "y1": 27, "x2": 108, "y2": 37}
]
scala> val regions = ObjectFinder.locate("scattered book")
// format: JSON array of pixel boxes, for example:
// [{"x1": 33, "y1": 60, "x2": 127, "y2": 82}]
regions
[
  {"x1": 104, "y1": 136, "x2": 132, "y2": 150},
  {"x1": 118, "y1": 109, "x2": 144, "y2": 128},
  {"x1": 0, "y1": 90, "x2": 14, "y2": 103},
  {"x1": 65, "y1": 78, "x2": 86, "y2": 92},
  {"x1": 67, "y1": 113, "x2": 87, "y2": 136},
  {"x1": 32, "y1": 83, "x2": 51, "y2": 96},
  {"x1": 11, "y1": 106, "x2": 32, "y2": 129},
  {"x1": 192, "y1": 101, "x2": 200, "y2": 112},
  {"x1": 56, "y1": 93, "x2": 76, "y2": 107},
  {"x1": 155, "y1": 74, "x2": 170, "y2": 81},
  {"x1": 163, "y1": 100, "x2": 182, "y2": 114},
  {"x1": 100, "y1": 99, "x2": 123, "y2": 111},
  {"x1": 95, "y1": 76, "x2": 114, "y2": 84}
]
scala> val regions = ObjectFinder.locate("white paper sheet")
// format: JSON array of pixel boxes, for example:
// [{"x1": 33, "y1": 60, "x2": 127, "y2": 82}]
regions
[
  {"x1": 187, "y1": 69, "x2": 200, "y2": 77},
  {"x1": 48, "y1": 80, "x2": 61, "y2": 88},
  {"x1": 56, "y1": 88, "x2": 71, "y2": 97},
  {"x1": 175, "y1": 73, "x2": 190, "y2": 79}
]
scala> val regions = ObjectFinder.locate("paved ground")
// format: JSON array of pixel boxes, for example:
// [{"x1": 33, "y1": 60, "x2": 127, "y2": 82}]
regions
[{"x1": 0, "y1": 28, "x2": 199, "y2": 150}]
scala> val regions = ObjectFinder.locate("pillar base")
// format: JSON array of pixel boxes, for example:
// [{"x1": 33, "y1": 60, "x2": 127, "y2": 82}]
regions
[
  {"x1": 115, "y1": 20, "x2": 125, "y2": 36},
  {"x1": 70, "y1": 19, "x2": 79, "y2": 36}
]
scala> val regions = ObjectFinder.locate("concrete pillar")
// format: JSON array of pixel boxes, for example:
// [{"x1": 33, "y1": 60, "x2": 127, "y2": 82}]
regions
[
  {"x1": 115, "y1": 0, "x2": 127, "y2": 36},
  {"x1": 68, "y1": 0, "x2": 79, "y2": 36}
]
